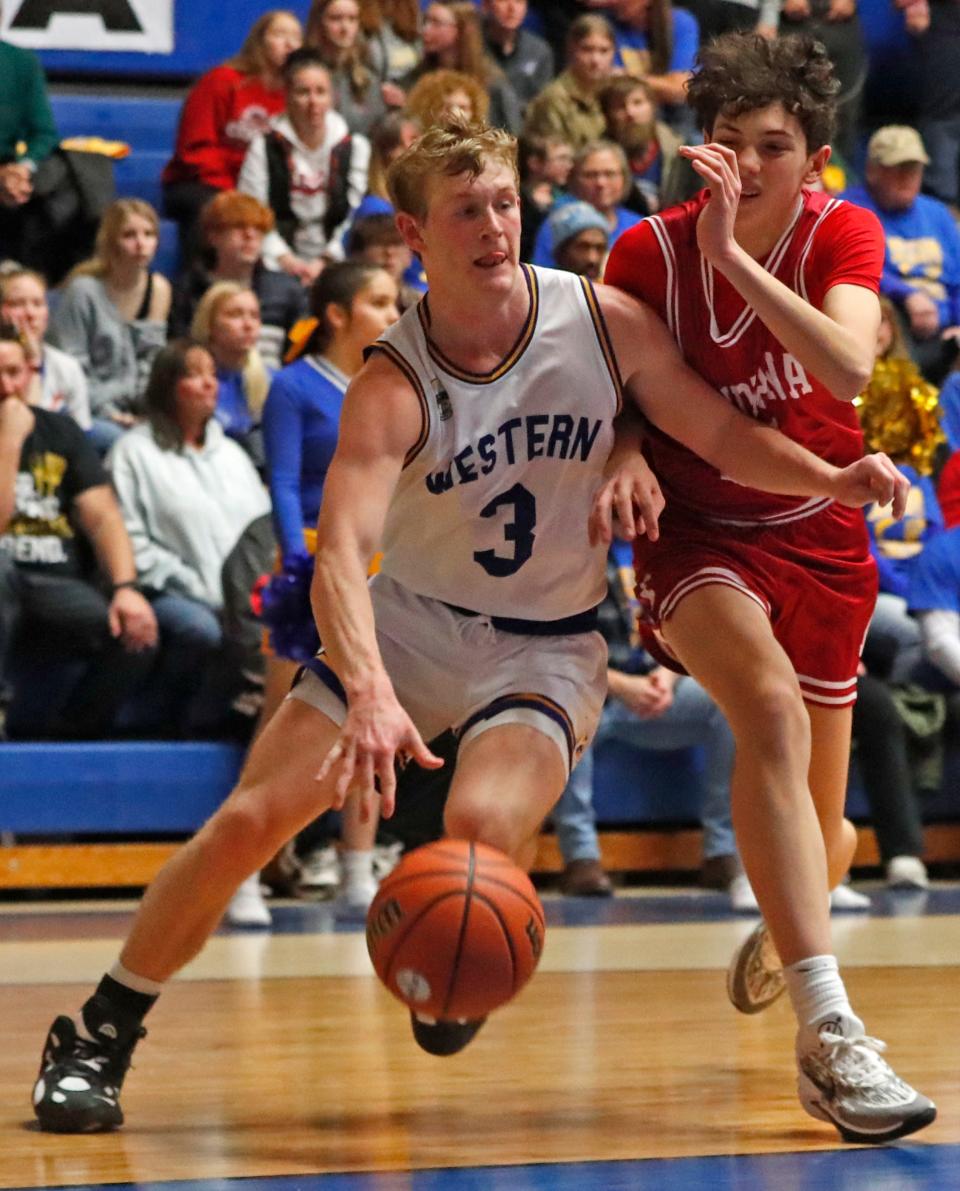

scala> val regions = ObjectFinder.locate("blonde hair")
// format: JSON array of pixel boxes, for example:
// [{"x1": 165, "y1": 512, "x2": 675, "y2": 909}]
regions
[
  {"x1": 0, "y1": 266, "x2": 47, "y2": 302},
  {"x1": 190, "y1": 282, "x2": 270, "y2": 417},
  {"x1": 878, "y1": 295, "x2": 911, "y2": 362},
  {"x1": 69, "y1": 199, "x2": 159, "y2": 281},
  {"x1": 228, "y1": 9, "x2": 302, "y2": 76},
  {"x1": 387, "y1": 116, "x2": 518, "y2": 219},
  {"x1": 405, "y1": 69, "x2": 489, "y2": 128}
]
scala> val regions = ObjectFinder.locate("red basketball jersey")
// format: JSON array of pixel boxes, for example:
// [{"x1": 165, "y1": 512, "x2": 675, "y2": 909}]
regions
[{"x1": 605, "y1": 188, "x2": 885, "y2": 526}]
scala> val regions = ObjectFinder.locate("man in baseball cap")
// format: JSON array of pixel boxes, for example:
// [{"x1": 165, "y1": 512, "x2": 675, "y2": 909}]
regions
[
  {"x1": 844, "y1": 124, "x2": 960, "y2": 382},
  {"x1": 546, "y1": 200, "x2": 609, "y2": 281},
  {"x1": 866, "y1": 126, "x2": 930, "y2": 171}
]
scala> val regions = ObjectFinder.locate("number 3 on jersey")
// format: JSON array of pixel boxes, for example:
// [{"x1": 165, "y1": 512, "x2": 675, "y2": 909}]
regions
[{"x1": 473, "y1": 482, "x2": 537, "y2": 577}]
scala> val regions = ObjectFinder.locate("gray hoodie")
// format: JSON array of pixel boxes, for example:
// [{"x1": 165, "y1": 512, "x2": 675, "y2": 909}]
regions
[{"x1": 49, "y1": 275, "x2": 165, "y2": 418}]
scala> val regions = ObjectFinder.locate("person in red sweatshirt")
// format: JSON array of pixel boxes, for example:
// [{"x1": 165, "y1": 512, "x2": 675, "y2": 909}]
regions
[{"x1": 162, "y1": 9, "x2": 303, "y2": 252}]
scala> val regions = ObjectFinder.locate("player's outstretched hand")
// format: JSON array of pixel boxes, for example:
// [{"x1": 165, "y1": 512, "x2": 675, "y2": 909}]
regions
[
  {"x1": 589, "y1": 454, "x2": 665, "y2": 546},
  {"x1": 315, "y1": 687, "x2": 444, "y2": 820},
  {"x1": 831, "y1": 452, "x2": 909, "y2": 518},
  {"x1": 678, "y1": 142, "x2": 741, "y2": 265}
]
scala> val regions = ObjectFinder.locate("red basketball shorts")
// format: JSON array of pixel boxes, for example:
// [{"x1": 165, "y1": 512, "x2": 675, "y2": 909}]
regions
[{"x1": 633, "y1": 503, "x2": 878, "y2": 708}]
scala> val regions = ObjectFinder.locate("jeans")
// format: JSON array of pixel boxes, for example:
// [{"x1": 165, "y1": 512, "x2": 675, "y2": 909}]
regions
[
  {"x1": 0, "y1": 553, "x2": 156, "y2": 737},
  {"x1": 152, "y1": 592, "x2": 222, "y2": 652},
  {"x1": 853, "y1": 673, "x2": 926, "y2": 860},
  {"x1": 867, "y1": 592, "x2": 923, "y2": 683},
  {"x1": 141, "y1": 591, "x2": 224, "y2": 734},
  {"x1": 552, "y1": 676, "x2": 737, "y2": 864},
  {"x1": 87, "y1": 418, "x2": 128, "y2": 458}
]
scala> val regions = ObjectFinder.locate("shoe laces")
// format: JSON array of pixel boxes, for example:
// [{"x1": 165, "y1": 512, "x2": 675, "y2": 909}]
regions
[
  {"x1": 56, "y1": 1026, "x2": 145, "y2": 1080},
  {"x1": 817, "y1": 1029, "x2": 897, "y2": 1091},
  {"x1": 71, "y1": 1036, "x2": 112, "y2": 1073}
]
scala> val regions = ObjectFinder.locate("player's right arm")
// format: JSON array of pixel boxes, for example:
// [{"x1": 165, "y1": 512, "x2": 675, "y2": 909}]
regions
[
  {"x1": 593, "y1": 284, "x2": 908, "y2": 524},
  {"x1": 311, "y1": 352, "x2": 443, "y2": 816}
]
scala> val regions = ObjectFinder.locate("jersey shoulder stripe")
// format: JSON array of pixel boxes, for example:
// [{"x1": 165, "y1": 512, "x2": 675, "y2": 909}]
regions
[
  {"x1": 367, "y1": 341, "x2": 431, "y2": 468},
  {"x1": 579, "y1": 276, "x2": 624, "y2": 414}
]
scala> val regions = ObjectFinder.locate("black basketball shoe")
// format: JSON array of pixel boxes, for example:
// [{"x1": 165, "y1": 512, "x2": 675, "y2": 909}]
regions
[
  {"x1": 410, "y1": 1011, "x2": 487, "y2": 1056},
  {"x1": 33, "y1": 1008, "x2": 145, "y2": 1133}
]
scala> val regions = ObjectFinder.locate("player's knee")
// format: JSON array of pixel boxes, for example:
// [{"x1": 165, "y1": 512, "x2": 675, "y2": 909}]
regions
[
  {"x1": 443, "y1": 798, "x2": 484, "y2": 843},
  {"x1": 735, "y1": 677, "x2": 809, "y2": 762},
  {"x1": 196, "y1": 789, "x2": 287, "y2": 876},
  {"x1": 444, "y1": 799, "x2": 525, "y2": 862}
]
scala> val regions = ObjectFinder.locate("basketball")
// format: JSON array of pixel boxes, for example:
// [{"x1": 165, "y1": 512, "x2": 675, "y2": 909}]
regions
[{"x1": 366, "y1": 839, "x2": 546, "y2": 1021}]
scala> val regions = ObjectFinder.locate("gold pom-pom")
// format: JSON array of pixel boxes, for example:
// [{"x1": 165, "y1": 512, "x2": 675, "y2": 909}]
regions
[{"x1": 856, "y1": 357, "x2": 946, "y2": 475}]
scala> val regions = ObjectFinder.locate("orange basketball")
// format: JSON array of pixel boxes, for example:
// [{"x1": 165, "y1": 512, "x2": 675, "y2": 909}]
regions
[{"x1": 366, "y1": 839, "x2": 546, "y2": 1021}]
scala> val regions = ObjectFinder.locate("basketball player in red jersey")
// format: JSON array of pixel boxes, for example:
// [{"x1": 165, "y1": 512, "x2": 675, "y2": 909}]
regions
[{"x1": 600, "y1": 33, "x2": 936, "y2": 1143}]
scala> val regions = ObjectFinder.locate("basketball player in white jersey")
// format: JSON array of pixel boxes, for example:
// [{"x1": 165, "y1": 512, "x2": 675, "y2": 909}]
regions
[{"x1": 31, "y1": 119, "x2": 906, "y2": 1134}]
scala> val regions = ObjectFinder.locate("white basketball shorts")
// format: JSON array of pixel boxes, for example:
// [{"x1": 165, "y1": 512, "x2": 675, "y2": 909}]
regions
[{"x1": 289, "y1": 573, "x2": 607, "y2": 776}]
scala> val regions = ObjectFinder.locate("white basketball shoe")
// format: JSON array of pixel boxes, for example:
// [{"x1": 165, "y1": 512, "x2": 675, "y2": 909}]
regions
[{"x1": 797, "y1": 1014, "x2": 937, "y2": 1143}]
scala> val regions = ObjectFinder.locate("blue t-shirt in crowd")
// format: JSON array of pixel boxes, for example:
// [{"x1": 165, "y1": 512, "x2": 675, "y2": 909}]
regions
[
  {"x1": 908, "y1": 524, "x2": 960, "y2": 613},
  {"x1": 215, "y1": 368, "x2": 255, "y2": 439},
  {"x1": 843, "y1": 185, "x2": 960, "y2": 328},
  {"x1": 530, "y1": 197, "x2": 641, "y2": 267},
  {"x1": 613, "y1": 8, "x2": 699, "y2": 74},
  {"x1": 261, "y1": 353, "x2": 349, "y2": 560},
  {"x1": 866, "y1": 463, "x2": 943, "y2": 600},
  {"x1": 937, "y1": 372, "x2": 960, "y2": 450}
]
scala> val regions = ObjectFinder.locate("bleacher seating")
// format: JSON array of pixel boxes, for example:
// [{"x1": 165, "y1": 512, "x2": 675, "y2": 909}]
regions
[
  {"x1": 51, "y1": 93, "x2": 180, "y2": 210},
  {"x1": 1, "y1": 742, "x2": 243, "y2": 835},
  {"x1": 50, "y1": 92, "x2": 182, "y2": 276},
  {"x1": 595, "y1": 740, "x2": 960, "y2": 826},
  {"x1": 2, "y1": 735, "x2": 959, "y2": 890}
]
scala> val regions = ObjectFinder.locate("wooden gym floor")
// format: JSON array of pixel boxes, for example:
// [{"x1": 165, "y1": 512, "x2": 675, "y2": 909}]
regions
[{"x1": 0, "y1": 882, "x2": 958, "y2": 1190}]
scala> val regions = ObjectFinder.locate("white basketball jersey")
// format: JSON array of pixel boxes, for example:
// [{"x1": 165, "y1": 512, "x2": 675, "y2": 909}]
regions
[{"x1": 371, "y1": 265, "x2": 622, "y2": 621}]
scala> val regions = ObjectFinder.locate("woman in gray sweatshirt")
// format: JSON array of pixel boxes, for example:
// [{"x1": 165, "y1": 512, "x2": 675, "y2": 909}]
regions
[{"x1": 50, "y1": 199, "x2": 171, "y2": 454}]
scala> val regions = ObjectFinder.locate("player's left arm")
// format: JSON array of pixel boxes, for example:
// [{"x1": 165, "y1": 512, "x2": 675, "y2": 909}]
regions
[
  {"x1": 681, "y1": 143, "x2": 881, "y2": 400},
  {"x1": 594, "y1": 283, "x2": 907, "y2": 515}
]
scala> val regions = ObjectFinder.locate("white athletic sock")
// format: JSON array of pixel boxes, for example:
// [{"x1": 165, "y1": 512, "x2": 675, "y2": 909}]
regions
[
  {"x1": 340, "y1": 849, "x2": 375, "y2": 888},
  {"x1": 784, "y1": 954, "x2": 860, "y2": 1045},
  {"x1": 109, "y1": 960, "x2": 165, "y2": 998}
]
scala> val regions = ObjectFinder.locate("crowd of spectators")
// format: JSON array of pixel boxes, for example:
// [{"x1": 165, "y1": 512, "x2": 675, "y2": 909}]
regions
[{"x1": 2, "y1": 0, "x2": 960, "y2": 904}]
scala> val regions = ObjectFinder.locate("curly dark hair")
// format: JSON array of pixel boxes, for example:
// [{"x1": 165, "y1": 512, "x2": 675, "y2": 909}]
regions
[{"x1": 686, "y1": 33, "x2": 840, "y2": 152}]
